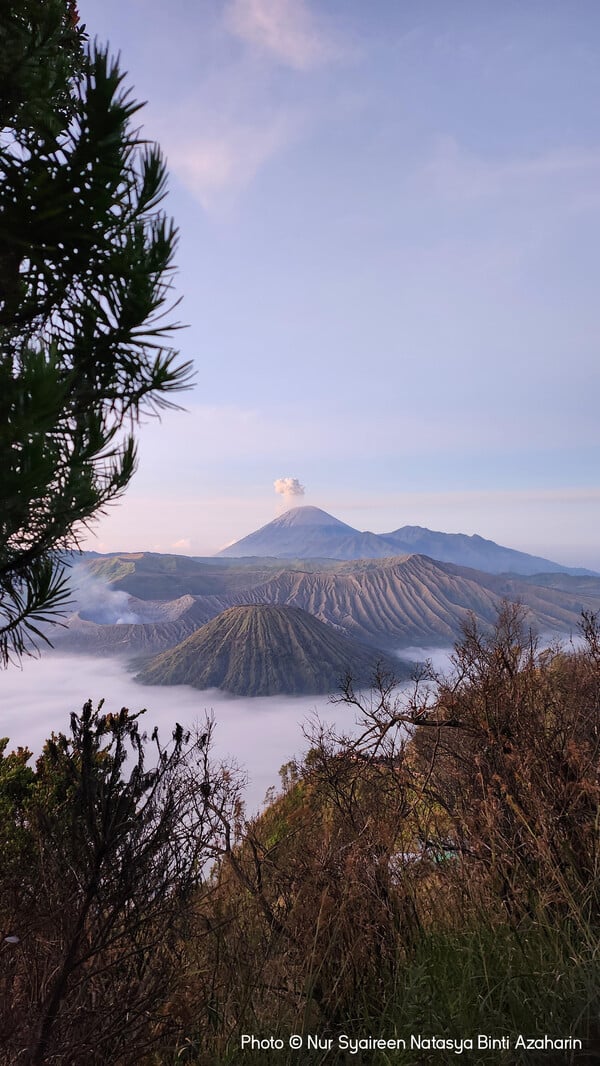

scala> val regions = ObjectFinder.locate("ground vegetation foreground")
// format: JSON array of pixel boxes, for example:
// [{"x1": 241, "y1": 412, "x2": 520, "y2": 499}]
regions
[{"x1": 1, "y1": 604, "x2": 598, "y2": 1065}]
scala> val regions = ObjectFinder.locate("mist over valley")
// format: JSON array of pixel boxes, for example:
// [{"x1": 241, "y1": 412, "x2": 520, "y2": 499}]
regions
[
  {"x1": 0, "y1": 652, "x2": 350, "y2": 815},
  {"x1": 3, "y1": 5, "x2": 599, "y2": 1057}
]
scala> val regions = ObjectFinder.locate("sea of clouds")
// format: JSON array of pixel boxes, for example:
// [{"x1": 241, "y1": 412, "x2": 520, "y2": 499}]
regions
[{"x1": 0, "y1": 652, "x2": 361, "y2": 815}]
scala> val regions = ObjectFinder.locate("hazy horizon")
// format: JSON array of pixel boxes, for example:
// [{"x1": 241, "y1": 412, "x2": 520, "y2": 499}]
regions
[
  {"x1": 2, "y1": 8, "x2": 597, "y2": 1052},
  {"x1": 78, "y1": 500, "x2": 600, "y2": 573}
]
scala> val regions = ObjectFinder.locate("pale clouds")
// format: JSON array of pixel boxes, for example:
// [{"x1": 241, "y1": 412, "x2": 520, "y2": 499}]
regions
[
  {"x1": 0, "y1": 654, "x2": 338, "y2": 815},
  {"x1": 419, "y1": 136, "x2": 600, "y2": 205},
  {"x1": 274, "y1": 477, "x2": 305, "y2": 499},
  {"x1": 224, "y1": 0, "x2": 343, "y2": 70},
  {"x1": 155, "y1": 0, "x2": 349, "y2": 212},
  {"x1": 166, "y1": 113, "x2": 296, "y2": 214},
  {"x1": 85, "y1": 485, "x2": 600, "y2": 569},
  {"x1": 84, "y1": 400, "x2": 600, "y2": 561},
  {"x1": 86, "y1": 493, "x2": 273, "y2": 557}
]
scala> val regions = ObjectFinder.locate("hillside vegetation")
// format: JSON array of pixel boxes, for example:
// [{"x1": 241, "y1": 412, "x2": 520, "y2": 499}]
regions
[
  {"x1": 170, "y1": 604, "x2": 600, "y2": 1064},
  {"x1": 2, "y1": 604, "x2": 598, "y2": 1063}
]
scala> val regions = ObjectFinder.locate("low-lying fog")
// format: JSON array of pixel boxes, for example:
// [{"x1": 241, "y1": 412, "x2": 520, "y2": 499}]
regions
[
  {"x1": 399, "y1": 646, "x2": 455, "y2": 672},
  {"x1": 1, "y1": 642, "x2": 458, "y2": 814},
  {"x1": 0, "y1": 653, "x2": 397, "y2": 815}
]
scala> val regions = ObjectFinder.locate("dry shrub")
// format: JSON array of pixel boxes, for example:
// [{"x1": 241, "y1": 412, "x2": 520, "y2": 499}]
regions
[
  {"x1": 412, "y1": 604, "x2": 600, "y2": 921},
  {"x1": 170, "y1": 604, "x2": 600, "y2": 1057}
]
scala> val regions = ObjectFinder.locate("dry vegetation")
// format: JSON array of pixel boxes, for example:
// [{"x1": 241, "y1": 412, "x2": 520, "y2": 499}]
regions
[
  {"x1": 170, "y1": 604, "x2": 600, "y2": 1064},
  {"x1": 1, "y1": 604, "x2": 599, "y2": 1064}
]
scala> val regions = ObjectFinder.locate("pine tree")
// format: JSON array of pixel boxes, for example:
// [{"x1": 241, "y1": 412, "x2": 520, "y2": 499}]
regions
[{"x1": 0, "y1": 1, "x2": 193, "y2": 665}]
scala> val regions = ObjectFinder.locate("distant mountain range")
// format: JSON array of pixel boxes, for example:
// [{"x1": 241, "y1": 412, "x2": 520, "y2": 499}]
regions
[
  {"x1": 136, "y1": 605, "x2": 404, "y2": 696},
  {"x1": 218, "y1": 506, "x2": 594, "y2": 576},
  {"x1": 53, "y1": 508, "x2": 600, "y2": 697},
  {"x1": 57, "y1": 551, "x2": 600, "y2": 659}
]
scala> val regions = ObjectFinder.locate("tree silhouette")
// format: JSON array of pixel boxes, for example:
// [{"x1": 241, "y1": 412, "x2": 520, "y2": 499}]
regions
[
  {"x1": 0, "y1": 705, "x2": 240, "y2": 1064},
  {"x1": 0, "y1": 0, "x2": 193, "y2": 665}
]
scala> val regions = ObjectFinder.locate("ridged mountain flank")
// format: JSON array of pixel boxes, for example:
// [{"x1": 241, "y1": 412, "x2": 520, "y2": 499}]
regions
[
  {"x1": 57, "y1": 554, "x2": 600, "y2": 659},
  {"x1": 136, "y1": 604, "x2": 404, "y2": 696},
  {"x1": 224, "y1": 554, "x2": 599, "y2": 649}
]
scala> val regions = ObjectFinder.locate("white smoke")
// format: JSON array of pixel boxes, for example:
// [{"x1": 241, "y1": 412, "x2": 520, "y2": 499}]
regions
[
  {"x1": 68, "y1": 565, "x2": 141, "y2": 625},
  {"x1": 274, "y1": 477, "x2": 305, "y2": 500}
]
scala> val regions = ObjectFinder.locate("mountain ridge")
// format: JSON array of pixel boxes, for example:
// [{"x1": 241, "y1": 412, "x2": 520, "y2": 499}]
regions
[
  {"x1": 218, "y1": 506, "x2": 595, "y2": 576},
  {"x1": 55, "y1": 552, "x2": 600, "y2": 660}
]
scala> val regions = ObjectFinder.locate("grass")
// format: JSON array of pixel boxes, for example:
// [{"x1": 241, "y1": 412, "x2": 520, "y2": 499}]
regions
[{"x1": 161, "y1": 915, "x2": 599, "y2": 1066}]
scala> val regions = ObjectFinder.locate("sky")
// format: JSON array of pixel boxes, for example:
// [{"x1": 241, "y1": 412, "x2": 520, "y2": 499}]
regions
[{"x1": 76, "y1": 0, "x2": 600, "y2": 568}]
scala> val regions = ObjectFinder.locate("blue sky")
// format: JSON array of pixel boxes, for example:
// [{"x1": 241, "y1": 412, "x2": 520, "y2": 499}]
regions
[{"x1": 78, "y1": 0, "x2": 600, "y2": 567}]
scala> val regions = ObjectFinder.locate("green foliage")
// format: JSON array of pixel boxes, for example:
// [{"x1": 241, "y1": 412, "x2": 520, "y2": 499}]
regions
[
  {"x1": 2, "y1": 605, "x2": 599, "y2": 1063},
  {"x1": 0, "y1": 0, "x2": 86, "y2": 136},
  {"x1": 0, "y1": 1, "x2": 193, "y2": 666},
  {"x1": 0, "y1": 738, "x2": 35, "y2": 873}
]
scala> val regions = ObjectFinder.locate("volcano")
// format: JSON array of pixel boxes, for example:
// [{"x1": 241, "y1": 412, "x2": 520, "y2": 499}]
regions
[{"x1": 136, "y1": 603, "x2": 405, "y2": 696}]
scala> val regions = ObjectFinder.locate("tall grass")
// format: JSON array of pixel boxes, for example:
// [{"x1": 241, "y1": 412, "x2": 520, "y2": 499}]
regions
[{"x1": 164, "y1": 914, "x2": 599, "y2": 1065}]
